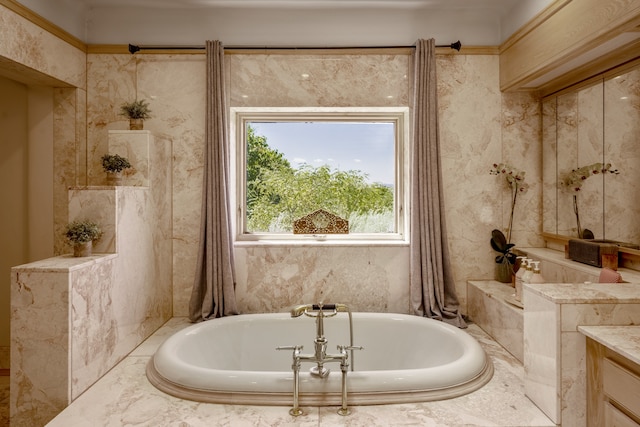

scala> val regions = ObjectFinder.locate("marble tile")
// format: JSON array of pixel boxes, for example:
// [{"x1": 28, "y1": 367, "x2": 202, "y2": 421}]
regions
[
  {"x1": 53, "y1": 88, "x2": 87, "y2": 255},
  {"x1": 107, "y1": 131, "x2": 152, "y2": 187},
  {"x1": 523, "y1": 290, "x2": 560, "y2": 424},
  {"x1": 0, "y1": 6, "x2": 86, "y2": 88},
  {"x1": 68, "y1": 188, "x2": 117, "y2": 253},
  {"x1": 11, "y1": 270, "x2": 71, "y2": 427},
  {"x1": 467, "y1": 280, "x2": 523, "y2": 362},
  {"x1": 228, "y1": 54, "x2": 410, "y2": 108},
  {"x1": 235, "y1": 245, "x2": 410, "y2": 314},
  {"x1": 46, "y1": 321, "x2": 554, "y2": 427},
  {"x1": 561, "y1": 303, "x2": 640, "y2": 332},
  {"x1": 579, "y1": 325, "x2": 640, "y2": 365},
  {"x1": 560, "y1": 332, "x2": 587, "y2": 427}
]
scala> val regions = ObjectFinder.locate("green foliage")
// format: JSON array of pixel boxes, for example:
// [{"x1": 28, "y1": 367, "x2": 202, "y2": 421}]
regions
[
  {"x1": 246, "y1": 125, "x2": 292, "y2": 215},
  {"x1": 65, "y1": 220, "x2": 102, "y2": 244},
  {"x1": 246, "y1": 126, "x2": 394, "y2": 233},
  {"x1": 102, "y1": 154, "x2": 132, "y2": 173},
  {"x1": 119, "y1": 99, "x2": 152, "y2": 119}
]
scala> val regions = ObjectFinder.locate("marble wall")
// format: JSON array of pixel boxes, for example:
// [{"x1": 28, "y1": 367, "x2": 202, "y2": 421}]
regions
[
  {"x1": 2, "y1": 0, "x2": 544, "y2": 327},
  {"x1": 0, "y1": 4, "x2": 85, "y2": 88},
  {"x1": 84, "y1": 51, "x2": 542, "y2": 317},
  {"x1": 10, "y1": 128, "x2": 172, "y2": 425}
]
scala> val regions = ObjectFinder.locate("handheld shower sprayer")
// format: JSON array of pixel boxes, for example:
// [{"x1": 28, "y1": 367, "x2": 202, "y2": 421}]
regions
[{"x1": 290, "y1": 304, "x2": 313, "y2": 317}]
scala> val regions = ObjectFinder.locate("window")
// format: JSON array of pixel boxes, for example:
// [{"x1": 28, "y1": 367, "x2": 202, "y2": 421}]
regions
[{"x1": 231, "y1": 107, "x2": 409, "y2": 242}]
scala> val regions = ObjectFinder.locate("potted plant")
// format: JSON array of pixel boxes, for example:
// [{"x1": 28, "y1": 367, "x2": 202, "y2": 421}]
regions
[
  {"x1": 490, "y1": 229, "x2": 517, "y2": 283},
  {"x1": 102, "y1": 153, "x2": 132, "y2": 185},
  {"x1": 65, "y1": 220, "x2": 102, "y2": 257},
  {"x1": 119, "y1": 99, "x2": 152, "y2": 130}
]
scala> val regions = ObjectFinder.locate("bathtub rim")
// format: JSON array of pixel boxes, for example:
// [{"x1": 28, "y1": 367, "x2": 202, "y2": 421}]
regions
[
  {"x1": 146, "y1": 355, "x2": 493, "y2": 406},
  {"x1": 145, "y1": 313, "x2": 495, "y2": 406}
]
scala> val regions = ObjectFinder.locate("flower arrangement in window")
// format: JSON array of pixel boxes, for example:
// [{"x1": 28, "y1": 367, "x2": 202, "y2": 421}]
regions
[
  {"x1": 562, "y1": 162, "x2": 619, "y2": 238},
  {"x1": 489, "y1": 163, "x2": 529, "y2": 282}
]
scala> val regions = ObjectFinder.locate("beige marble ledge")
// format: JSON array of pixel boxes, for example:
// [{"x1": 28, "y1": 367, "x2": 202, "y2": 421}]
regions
[
  {"x1": 468, "y1": 280, "x2": 516, "y2": 299},
  {"x1": 108, "y1": 130, "x2": 152, "y2": 135},
  {"x1": 523, "y1": 247, "x2": 640, "y2": 283},
  {"x1": 11, "y1": 253, "x2": 118, "y2": 273},
  {"x1": 579, "y1": 325, "x2": 640, "y2": 366},
  {"x1": 524, "y1": 282, "x2": 640, "y2": 304},
  {"x1": 68, "y1": 185, "x2": 149, "y2": 190}
]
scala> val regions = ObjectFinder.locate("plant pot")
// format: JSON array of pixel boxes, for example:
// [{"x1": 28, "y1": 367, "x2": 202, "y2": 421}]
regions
[
  {"x1": 106, "y1": 171, "x2": 123, "y2": 186},
  {"x1": 73, "y1": 241, "x2": 92, "y2": 257},
  {"x1": 495, "y1": 260, "x2": 513, "y2": 284},
  {"x1": 129, "y1": 118, "x2": 144, "y2": 130}
]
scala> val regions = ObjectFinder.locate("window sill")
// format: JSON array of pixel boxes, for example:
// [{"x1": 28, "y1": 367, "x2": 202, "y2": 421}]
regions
[{"x1": 233, "y1": 239, "x2": 410, "y2": 248}]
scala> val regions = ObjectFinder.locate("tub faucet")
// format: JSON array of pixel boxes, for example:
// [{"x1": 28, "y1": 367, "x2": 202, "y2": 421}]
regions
[{"x1": 279, "y1": 302, "x2": 362, "y2": 416}]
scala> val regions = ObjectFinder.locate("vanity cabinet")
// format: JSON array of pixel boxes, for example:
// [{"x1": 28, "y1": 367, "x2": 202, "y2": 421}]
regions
[{"x1": 581, "y1": 326, "x2": 640, "y2": 427}]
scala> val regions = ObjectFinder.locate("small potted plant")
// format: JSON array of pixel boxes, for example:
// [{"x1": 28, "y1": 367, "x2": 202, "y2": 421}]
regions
[
  {"x1": 119, "y1": 99, "x2": 152, "y2": 130},
  {"x1": 102, "y1": 153, "x2": 132, "y2": 185},
  {"x1": 65, "y1": 220, "x2": 102, "y2": 257}
]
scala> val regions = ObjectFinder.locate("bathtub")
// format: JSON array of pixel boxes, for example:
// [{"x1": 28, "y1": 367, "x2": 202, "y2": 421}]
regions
[{"x1": 146, "y1": 312, "x2": 493, "y2": 406}]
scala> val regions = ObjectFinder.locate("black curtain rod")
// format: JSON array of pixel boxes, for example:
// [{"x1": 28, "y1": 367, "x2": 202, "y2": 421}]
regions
[{"x1": 128, "y1": 40, "x2": 461, "y2": 54}]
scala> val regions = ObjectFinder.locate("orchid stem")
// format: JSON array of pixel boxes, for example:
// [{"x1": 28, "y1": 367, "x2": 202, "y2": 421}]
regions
[
  {"x1": 573, "y1": 194, "x2": 582, "y2": 239},
  {"x1": 507, "y1": 186, "x2": 517, "y2": 244}
]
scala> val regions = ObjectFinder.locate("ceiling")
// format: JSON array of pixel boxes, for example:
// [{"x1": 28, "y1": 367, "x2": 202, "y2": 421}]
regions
[{"x1": 16, "y1": 0, "x2": 553, "y2": 47}]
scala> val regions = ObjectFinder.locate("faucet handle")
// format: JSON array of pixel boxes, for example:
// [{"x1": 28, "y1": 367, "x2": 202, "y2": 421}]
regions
[
  {"x1": 338, "y1": 345, "x2": 363, "y2": 352},
  {"x1": 276, "y1": 345, "x2": 303, "y2": 351}
]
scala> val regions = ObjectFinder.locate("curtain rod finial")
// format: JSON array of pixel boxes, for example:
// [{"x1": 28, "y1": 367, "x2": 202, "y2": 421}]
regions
[{"x1": 128, "y1": 44, "x2": 140, "y2": 54}]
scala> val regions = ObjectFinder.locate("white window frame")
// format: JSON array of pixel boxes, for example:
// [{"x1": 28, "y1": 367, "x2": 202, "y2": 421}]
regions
[{"x1": 230, "y1": 107, "x2": 410, "y2": 244}]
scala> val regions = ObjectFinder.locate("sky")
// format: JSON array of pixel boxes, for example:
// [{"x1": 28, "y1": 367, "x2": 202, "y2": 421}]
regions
[{"x1": 249, "y1": 121, "x2": 395, "y2": 185}]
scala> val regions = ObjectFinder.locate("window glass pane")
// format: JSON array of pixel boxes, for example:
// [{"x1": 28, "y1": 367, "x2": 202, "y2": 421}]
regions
[{"x1": 245, "y1": 121, "x2": 396, "y2": 234}]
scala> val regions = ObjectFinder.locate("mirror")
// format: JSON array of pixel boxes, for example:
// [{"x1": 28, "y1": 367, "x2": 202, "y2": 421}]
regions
[
  {"x1": 543, "y1": 62, "x2": 640, "y2": 245},
  {"x1": 603, "y1": 66, "x2": 640, "y2": 244}
]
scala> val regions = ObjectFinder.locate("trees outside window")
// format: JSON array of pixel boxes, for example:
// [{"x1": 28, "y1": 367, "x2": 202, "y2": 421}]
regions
[{"x1": 232, "y1": 108, "x2": 408, "y2": 241}]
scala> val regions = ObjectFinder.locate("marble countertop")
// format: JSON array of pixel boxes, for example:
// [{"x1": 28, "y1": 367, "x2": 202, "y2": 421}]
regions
[
  {"x1": 11, "y1": 253, "x2": 117, "y2": 272},
  {"x1": 578, "y1": 325, "x2": 640, "y2": 366},
  {"x1": 524, "y1": 282, "x2": 640, "y2": 304},
  {"x1": 523, "y1": 247, "x2": 640, "y2": 283}
]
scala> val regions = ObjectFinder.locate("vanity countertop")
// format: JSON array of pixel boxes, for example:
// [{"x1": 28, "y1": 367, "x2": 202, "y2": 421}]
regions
[
  {"x1": 578, "y1": 325, "x2": 640, "y2": 366},
  {"x1": 523, "y1": 247, "x2": 640, "y2": 283}
]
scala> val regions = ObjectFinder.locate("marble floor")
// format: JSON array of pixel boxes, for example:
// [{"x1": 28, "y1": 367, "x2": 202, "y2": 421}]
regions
[{"x1": 16, "y1": 317, "x2": 554, "y2": 426}]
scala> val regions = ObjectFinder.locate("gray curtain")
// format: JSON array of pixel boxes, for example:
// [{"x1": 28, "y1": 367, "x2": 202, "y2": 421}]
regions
[
  {"x1": 189, "y1": 40, "x2": 239, "y2": 322},
  {"x1": 410, "y1": 39, "x2": 465, "y2": 328}
]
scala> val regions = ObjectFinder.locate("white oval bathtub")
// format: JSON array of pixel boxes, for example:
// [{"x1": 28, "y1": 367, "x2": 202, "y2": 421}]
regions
[{"x1": 146, "y1": 312, "x2": 493, "y2": 406}]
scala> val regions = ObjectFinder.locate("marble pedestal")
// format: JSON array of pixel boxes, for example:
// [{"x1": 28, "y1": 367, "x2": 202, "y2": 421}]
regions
[{"x1": 524, "y1": 282, "x2": 640, "y2": 427}]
